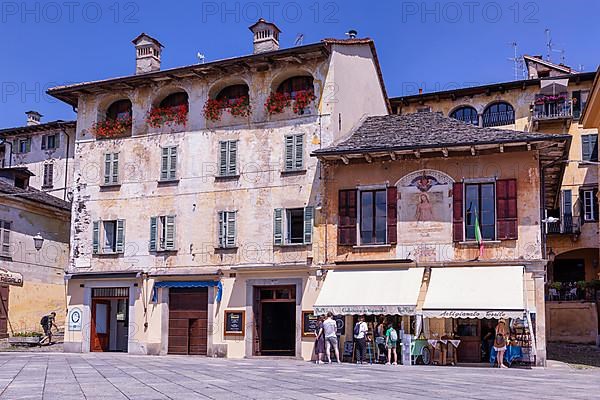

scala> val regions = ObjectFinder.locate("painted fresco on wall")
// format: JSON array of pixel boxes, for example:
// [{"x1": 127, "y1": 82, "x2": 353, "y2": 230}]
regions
[{"x1": 396, "y1": 170, "x2": 454, "y2": 262}]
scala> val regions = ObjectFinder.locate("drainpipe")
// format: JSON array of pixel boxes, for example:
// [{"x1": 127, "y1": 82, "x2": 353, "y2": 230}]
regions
[{"x1": 62, "y1": 128, "x2": 71, "y2": 201}]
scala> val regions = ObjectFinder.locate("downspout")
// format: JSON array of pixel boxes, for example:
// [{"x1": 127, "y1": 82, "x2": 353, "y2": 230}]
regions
[{"x1": 62, "y1": 128, "x2": 71, "y2": 201}]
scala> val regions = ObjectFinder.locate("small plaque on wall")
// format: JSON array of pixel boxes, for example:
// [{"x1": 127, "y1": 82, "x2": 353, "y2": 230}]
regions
[{"x1": 224, "y1": 310, "x2": 245, "y2": 336}]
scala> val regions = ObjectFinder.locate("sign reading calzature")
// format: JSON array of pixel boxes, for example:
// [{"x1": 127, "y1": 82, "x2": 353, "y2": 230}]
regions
[
  {"x1": 0, "y1": 269, "x2": 23, "y2": 287},
  {"x1": 314, "y1": 305, "x2": 416, "y2": 316},
  {"x1": 422, "y1": 310, "x2": 524, "y2": 319},
  {"x1": 68, "y1": 307, "x2": 82, "y2": 331}
]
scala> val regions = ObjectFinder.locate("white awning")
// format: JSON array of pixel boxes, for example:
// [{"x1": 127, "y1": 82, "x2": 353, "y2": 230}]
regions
[
  {"x1": 422, "y1": 266, "x2": 525, "y2": 319},
  {"x1": 313, "y1": 268, "x2": 424, "y2": 316}
]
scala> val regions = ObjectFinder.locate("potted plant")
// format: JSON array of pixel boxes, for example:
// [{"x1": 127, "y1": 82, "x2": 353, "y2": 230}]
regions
[
  {"x1": 92, "y1": 115, "x2": 132, "y2": 139},
  {"x1": 264, "y1": 92, "x2": 291, "y2": 116},
  {"x1": 292, "y1": 90, "x2": 316, "y2": 115},
  {"x1": 549, "y1": 281, "x2": 562, "y2": 291},
  {"x1": 147, "y1": 104, "x2": 188, "y2": 128}
]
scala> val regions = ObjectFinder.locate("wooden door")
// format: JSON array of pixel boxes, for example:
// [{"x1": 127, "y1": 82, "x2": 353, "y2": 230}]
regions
[
  {"x1": 91, "y1": 299, "x2": 111, "y2": 352},
  {"x1": 0, "y1": 286, "x2": 8, "y2": 339},
  {"x1": 168, "y1": 288, "x2": 208, "y2": 355}
]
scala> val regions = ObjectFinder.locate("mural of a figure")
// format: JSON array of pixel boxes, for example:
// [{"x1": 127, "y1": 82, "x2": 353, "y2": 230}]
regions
[{"x1": 415, "y1": 193, "x2": 434, "y2": 222}]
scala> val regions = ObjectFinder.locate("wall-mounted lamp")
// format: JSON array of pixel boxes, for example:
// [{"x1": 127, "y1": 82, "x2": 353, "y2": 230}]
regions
[{"x1": 33, "y1": 233, "x2": 44, "y2": 251}]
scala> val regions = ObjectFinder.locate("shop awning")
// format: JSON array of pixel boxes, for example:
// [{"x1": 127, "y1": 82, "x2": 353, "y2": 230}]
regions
[
  {"x1": 313, "y1": 268, "x2": 425, "y2": 316},
  {"x1": 422, "y1": 266, "x2": 525, "y2": 319},
  {"x1": 151, "y1": 281, "x2": 223, "y2": 303}
]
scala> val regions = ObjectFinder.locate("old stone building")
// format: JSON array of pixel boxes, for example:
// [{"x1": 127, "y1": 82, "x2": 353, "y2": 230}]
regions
[
  {"x1": 312, "y1": 112, "x2": 571, "y2": 366},
  {"x1": 0, "y1": 167, "x2": 71, "y2": 337},
  {"x1": 48, "y1": 20, "x2": 389, "y2": 357},
  {"x1": 0, "y1": 113, "x2": 76, "y2": 200}
]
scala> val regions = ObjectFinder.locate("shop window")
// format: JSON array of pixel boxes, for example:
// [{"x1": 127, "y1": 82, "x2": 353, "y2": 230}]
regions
[
  {"x1": 450, "y1": 106, "x2": 479, "y2": 126},
  {"x1": 581, "y1": 134, "x2": 598, "y2": 162},
  {"x1": 41, "y1": 133, "x2": 59, "y2": 150},
  {"x1": 92, "y1": 219, "x2": 125, "y2": 254},
  {"x1": 150, "y1": 215, "x2": 176, "y2": 252},
  {"x1": 218, "y1": 211, "x2": 236, "y2": 248},
  {"x1": 464, "y1": 182, "x2": 496, "y2": 241},
  {"x1": 273, "y1": 207, "x2": 313, "y2": 245}
]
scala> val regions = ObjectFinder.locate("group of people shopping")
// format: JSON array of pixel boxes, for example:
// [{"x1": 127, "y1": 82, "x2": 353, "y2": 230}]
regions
[{"x1": 313, "y1": 313, "x2": 401, "y2": 365}]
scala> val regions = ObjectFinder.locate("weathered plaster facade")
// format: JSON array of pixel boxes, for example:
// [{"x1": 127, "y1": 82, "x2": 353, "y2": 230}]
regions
[{"x1": 50, "y1": 29, "x2": 388, "y2": 358}]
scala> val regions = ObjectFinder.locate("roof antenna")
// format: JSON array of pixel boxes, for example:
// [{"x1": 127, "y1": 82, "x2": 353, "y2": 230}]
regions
[
  {"x1": 345, "y1": 29, "x2": 358, "y2": 39},
  {"x1": 294, "y1": 33, "x2": 304, "y2": 46},
  {"x1": 545, "y1": 28, "x2": 553, "y2": 62},
  {"x1": 196, "y1": 52, "x2": 205, "y2": 64},
  {"x1": 507, "y1": 41, "x2": 524, "y2": 80}
]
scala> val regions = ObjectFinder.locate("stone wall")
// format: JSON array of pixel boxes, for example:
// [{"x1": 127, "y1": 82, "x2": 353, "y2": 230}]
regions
[{"x1": 546, "y1": 301, "x2": 599, "y2": 344}]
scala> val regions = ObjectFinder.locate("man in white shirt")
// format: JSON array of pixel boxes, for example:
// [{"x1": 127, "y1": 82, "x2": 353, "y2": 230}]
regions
[
  {"x1": 353, "y1": 315, "x2": 369, "y2": 364},
  {"x1": 323, "y1": 312, "x2": 341, "y2": 364}
]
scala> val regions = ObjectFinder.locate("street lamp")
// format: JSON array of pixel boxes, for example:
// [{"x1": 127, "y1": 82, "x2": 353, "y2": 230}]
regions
[{"x1": 33, "y1": 233, "x2": 44, "y2": 251}]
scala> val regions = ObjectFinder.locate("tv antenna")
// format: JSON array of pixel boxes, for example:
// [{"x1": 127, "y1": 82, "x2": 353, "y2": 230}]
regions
[
  {"x1": 545, "y1": 28, "x2": 553, "y2": 61},
  {"x1": 294, "y1": 34, "x2": 304, "y2": 46},
  {"x1": 197, "y1": 52, "x2": 205, "y2": 64},
  {"x1": 507, "y1": 42, "x2": 524, "y2": 80}
]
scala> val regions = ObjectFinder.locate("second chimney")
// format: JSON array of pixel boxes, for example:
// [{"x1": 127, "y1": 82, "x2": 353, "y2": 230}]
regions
[
  {"x1": 26, "y1": 111, "x2": 42, "y2": 126},
  {"x1": 132, "y1": 33, "x2": 164, "y2": 74},
  {"x1": 249, "y1": 18, "x2": 281, "y2": 54}
]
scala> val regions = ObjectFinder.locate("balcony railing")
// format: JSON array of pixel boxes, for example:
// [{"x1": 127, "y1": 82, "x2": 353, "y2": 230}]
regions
[
  {"x1": 482, "y1": 111, "x2": 515, "y2": 127},
  {"x1": 532, "y1": 100, "x2": 573, "y2": 121},
  {"x1": 546, "y1": 281, "x2": 600, "y2": 302},
  {"x1": 546, "y1": 214, "x2": 579, "y2": 235}
]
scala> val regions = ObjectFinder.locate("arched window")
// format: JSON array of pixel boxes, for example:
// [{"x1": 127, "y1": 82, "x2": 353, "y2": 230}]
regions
[
  {"x1": 106, "y1": 99, "x2": 132, "y2": 121},
  {"x1": 482, "y1": 102, "x2": 515, "y2": 127},
  {"x1": 159, "y1": 92, "x2": 188, "y2": 110},
  {"x1": 216, "y1": 84, "x2": 249, "y2": 106},
  {"x1": 276, "y1": 76, "x2": 313, "y2": 99},
  {"x1": 450, "y1": 106, "x2": 479, "y2": 126}
]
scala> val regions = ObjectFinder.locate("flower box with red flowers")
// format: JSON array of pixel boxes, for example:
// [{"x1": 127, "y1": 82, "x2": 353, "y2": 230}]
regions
[
  {"x1": 93, "y1": 116, "x2": 132, "y2": 139},
  {"x1": 534, "y1": 94, "x2": 568, "y2": 105},
  {"x1": 147, "y1": 104, "x2": 189, "y2": 128},
  {"x1": 265, "y1": 92, "x2": 292, "y2": 116},
  {"x1": 203, "y1": 98, "x2": 225, "y2": 122},
  {"x1": 292, "y1": 90, "x2": 316, "y2": 115},
  {"x1": 228, "y1": 96, "x2": 251, "y2": 118}
]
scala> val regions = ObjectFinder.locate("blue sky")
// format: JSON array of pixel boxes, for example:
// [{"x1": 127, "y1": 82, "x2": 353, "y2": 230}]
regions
[{"x1": 1, "y1": 0, "x2": 599, "y2": 127}]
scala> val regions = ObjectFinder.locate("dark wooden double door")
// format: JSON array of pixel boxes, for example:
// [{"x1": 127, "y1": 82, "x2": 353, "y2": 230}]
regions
[
  {"x1": 253, "y1": 286, "x2": 296, "y2": 356},
  {"x1": 168, "y1": 288, "x2": 208, "y2": 355},
  {"x1": 0, "y1": 286, "x2": 9, "y2": 339}
]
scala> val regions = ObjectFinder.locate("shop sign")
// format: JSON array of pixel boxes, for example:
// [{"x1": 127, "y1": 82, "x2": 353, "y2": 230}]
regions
[
  {"x1": 68, "y1": 307, "x2": 82, "y2": 331},
  {"x1": 422, "y1": 310, "x2": 524, "y2": 319},
  {"x1": 0, "y1": 268, "x2": 23, "y2": 287},
  {"x1": 224, "y1": 310, "x2": 245, "y2": 336},
  {"x1": 313, "y1": 305, "x2": 416, "y2": 316},
  {"x1": 302, "y1": 311, "x2": 319, "y2": 337}
]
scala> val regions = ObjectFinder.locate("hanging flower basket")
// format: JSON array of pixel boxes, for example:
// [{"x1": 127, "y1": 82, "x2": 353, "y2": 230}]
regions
[
  {"x1": 147, "y1": 104, "x2": 188, "y2": 128},
  {"x1": 204, "y1": 98, "x2": 225, "y2": 122},
  {"x1": 265, "y1": 92, "x2": 291, "y2": 115},
  {"x1": 93, "y1": 116, "x2": 132, "y2": 139},
  {"x1": 292, "y1": 90, "x2": 316, "y2": 115},
  {"x1": 228, "y1": 96, "x2": 251, "y2": 118}
]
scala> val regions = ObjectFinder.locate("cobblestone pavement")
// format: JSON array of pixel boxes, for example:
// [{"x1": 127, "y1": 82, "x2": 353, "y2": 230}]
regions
[{"x1": 0, "y1": 353, "x2": 598, "y2": 400}]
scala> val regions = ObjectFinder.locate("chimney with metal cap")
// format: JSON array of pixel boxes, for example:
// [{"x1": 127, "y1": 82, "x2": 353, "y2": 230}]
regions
[
  {"x1": 132, "y1": 33, "x2": 164, "y2": 74},
  {"x1": 26, "y1": 111, "x2": 42, "y2": 126}
]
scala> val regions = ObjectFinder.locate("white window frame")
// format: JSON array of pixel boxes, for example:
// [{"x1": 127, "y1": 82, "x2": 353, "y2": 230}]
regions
[{"x1": 583, "y1": 190, "x2": 596, "y2": 221}]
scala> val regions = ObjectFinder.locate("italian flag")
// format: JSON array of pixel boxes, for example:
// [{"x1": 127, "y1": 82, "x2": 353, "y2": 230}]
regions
[{"x1": 474, "y1": 209, "x2": 484, "y2": 259}]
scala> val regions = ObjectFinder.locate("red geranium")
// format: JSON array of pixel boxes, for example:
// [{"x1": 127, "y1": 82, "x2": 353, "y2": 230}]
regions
[
  {"x1": 204, "y1": 98, "x2": 224, "y2": 121},
  {"x1": 292, "y1": 90, "x2": 316, "y2": 115},
  {"x1": 228, "y1": 96, "x2": 251, "y2": 118},
  {"x1": 93, "y1": 115, "x2": 132, "y2": 139},
  {"x1": 265, "y1": 92, "x2": 291, "y2": 115},
  {"x1": 147, "y1": 104, "x2": 188, "y2": 128}
]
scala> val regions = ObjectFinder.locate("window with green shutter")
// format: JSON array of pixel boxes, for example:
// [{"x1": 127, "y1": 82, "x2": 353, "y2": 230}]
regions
[
  {"x1": 284, "y1": 134, "x2": 304, "y2": 171},
  {"x1": 219, "y1": 141, "x2": 238, "y2": 177},
  {"x1": 273, "y1": 207, "x2": 313, "y2": 245},
  {"x1": 92, "y1": 219, "x2": 125, "y2": 255},
  {"x1": 218, "y1": 211, "x2": 236, "y2": 248},
  {"x1": 43, "y1": 163, "x2": 54, "y2": 188},
  {"x1": 0, "y1": 220, "x2": 11, "y2": 257},
  {"x1": 103, "y1": 153, "x2": 120, "y2": 185},
  {"x1": 160, "y1": 146, "x2": 178, "y2": 181},
  {"x1": 149, "y1": 215, "x2": 177, "y2": 251}
]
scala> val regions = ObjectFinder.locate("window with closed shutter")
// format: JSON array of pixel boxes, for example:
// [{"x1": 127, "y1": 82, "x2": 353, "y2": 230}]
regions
[
  {"x1": 219, "y1": 141, "x2": 238, "y2": 177},
  {"x1": 284, "y1": 134, "x2": 304, "y2": 171},
  {"x1": 218, "y1": 211, "x2": 236, "y2": 248},
  {"x1": 160, "y1": 146, "x2": 178, "y2": 181},
  {"x1": 496, "y1": 179, "x2": 518, "y2": 240},
  {"x1": 582, "y1": 134, "x2": 598, "y2": 162},
  {"x1": 43, "y1": 163, "x2": 54, "y2": 188},
  {"x1": 0, "y1": 221, "x2": 11, "y2": 257},
  {"x1": 338, "y1": 189, "x2": 357, "y2": 245},
  {"x1": 452, "y1": 183, "x2": 464, "y2": 242},
  {"x1": 104, "y1": 153, "x2": 120, "y2": 185}
]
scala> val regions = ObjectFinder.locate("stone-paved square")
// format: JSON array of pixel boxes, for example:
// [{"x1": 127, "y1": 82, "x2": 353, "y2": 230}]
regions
[{"x1": 0, "y1": 353, "x2": 598, "y2": 400}]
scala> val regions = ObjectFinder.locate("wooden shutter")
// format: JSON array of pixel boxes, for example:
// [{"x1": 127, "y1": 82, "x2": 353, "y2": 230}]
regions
[
  {"x1": 303, "y1": 206, "x2": 314, "y2": 244},
  {"x1": 218, "y1": 212, "x2": 225, "y2": 247},
  {"x1": 169, "y1": 147, "x2": 177, "y2": 180},
  {"x1": 1, "y1": 222, "x2": 10, "y2": 256},
  {"x1": 112, "y1": 153, "x2": 119, "y2": 184},
  {"x1": 496, "y1": 179, "x2": 518, "y2": 240},
  {"x1": 54, "y1": 133, "x2": 60, "y2": 149},
  {"x1": 161, "y1": 147, "x2": 169, "y2": 180},
  {"x1": 591, "y1": 135, "x2": 599, "y2": 162},
  {"x1": 104, "y1": 154, "x2": 111, "y2": 184},
  {"x1": 452, "y1": 183, "x2": 464, "y2": 242},
  {"x1": 226, "y1": 212, "x2": 236, "y2": 247},
  {"x1": 582, "y1": 135, "x2": 591, "y2": 161},
  {"x1": 386, "y1": 187, "x2": 398, "y2": 244},
  {"x1": 116, "y1": 219, "x2": 125, "y2": 253},
  {"x1": 228, "y1": 141, "x2": 237, "y2": 176},
  {"x1": 92, "y1": 221, "x2": 100, "y2": 254},
  {"x1": 165, "y1": 216, "x2": 176, "y2": 250},
  {"x1": 338, "y1": 189, "x2": 357, "y2": 246},
  {"x1": 25, "y1": 138, "x2": 31, "y2": 153},
  {"x1": 294, "y1": 135, "x2": 304, "y2": 170},
  {"x1": 149, "y1": 217, "x2": 158, "y2": 251},
  {"x1": 41, "y1": 135, "x2": 47, "y2": 150},
  {"x1": 219, "y1": 142, "x2": 228, "y2": 176},
  {"x1": 273, "y1": 208, "x2": 284, "y2": 245},
  {"x1": 285, "y1": 135, "x2": 294, "y2": 171}
]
